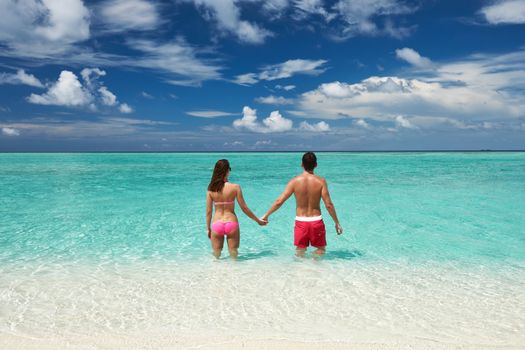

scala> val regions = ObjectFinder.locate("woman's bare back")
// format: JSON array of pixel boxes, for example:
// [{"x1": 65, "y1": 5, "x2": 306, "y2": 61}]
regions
[{"x1": 209, "y1": 182, "x2": 238, "y2": 222}]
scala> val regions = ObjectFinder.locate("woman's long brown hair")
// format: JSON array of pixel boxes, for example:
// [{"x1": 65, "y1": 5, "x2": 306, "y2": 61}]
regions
[{"x1": 208, "y1": 159, "x2": 230, "y2": 192}]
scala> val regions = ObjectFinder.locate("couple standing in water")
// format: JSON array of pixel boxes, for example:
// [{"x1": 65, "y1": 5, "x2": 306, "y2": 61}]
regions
[{"x1": 206, "y1": 152, "x2": 343, "y2": 258}]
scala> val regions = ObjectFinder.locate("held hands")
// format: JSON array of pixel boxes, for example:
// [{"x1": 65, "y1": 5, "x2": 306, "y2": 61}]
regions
[
  {"x1": 256, "y1": 217, "x2": 268, "y2": 226},
  {"x1": 335, "y1": 223, "x2": 343, "y2": 235},
  {"x1": 257, "y1": 213, "x2": 270, "y2": 226}
]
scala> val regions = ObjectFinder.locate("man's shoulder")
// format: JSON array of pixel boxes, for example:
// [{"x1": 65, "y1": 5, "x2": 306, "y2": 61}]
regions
[{"x1": 315, "y1": 174, "x2": 326, "y2": 182}]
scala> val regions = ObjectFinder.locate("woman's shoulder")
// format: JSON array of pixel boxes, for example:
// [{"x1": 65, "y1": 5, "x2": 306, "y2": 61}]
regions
[{"x1": 226, "y1": 182, "x2": 240, "y2": 189}]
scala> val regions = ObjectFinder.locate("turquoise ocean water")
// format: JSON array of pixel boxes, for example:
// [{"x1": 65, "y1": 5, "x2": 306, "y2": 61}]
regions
[{"x1": 1, "y1": 152, "x2": 524, "y2": 346}]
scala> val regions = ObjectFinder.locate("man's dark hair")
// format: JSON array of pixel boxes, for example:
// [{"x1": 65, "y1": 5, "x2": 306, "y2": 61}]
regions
[{"x1": 302, "y1": 152, "x2": 317, "y2": 171}]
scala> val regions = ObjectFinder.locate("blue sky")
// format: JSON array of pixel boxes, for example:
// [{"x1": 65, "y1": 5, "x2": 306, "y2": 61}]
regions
[{"x1": 0, "y1": 0, "x2": 524, "y2": 151}]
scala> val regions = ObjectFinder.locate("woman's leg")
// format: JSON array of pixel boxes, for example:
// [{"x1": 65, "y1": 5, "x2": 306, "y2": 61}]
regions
[
  {"x1": 210, "y1": 232, "x2": 224, "y2": 258},
  {"x1": 226, "y1": 228, "x2": 240, "y2": 259}
]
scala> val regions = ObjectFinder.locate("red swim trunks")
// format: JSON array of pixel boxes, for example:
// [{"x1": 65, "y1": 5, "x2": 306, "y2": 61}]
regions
[{"x1": 294, "y1": 216, "x2": 326, "y2": 248}]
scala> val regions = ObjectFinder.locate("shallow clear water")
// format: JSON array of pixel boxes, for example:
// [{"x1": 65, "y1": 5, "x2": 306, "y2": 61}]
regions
[{"x1": 1, "y1": 152, "x2": 524, "y2": 345}]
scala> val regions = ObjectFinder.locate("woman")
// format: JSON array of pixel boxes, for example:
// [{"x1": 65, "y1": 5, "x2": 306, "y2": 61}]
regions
[{"x1": 206, "y1": 159, "x2": 266, "y2": 258}]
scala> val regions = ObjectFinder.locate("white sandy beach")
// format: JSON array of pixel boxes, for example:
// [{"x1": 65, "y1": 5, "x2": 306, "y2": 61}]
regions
[
  {"x1": 3, "y1": 332, "x2": 525, "y2": 350},
  {"x1": 1, "y1": 260, "x2": 524, "y2": 350}
]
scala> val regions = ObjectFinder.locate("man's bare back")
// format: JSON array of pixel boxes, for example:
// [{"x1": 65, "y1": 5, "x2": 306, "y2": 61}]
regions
[
  {"x1": 262, "y1": 152, "x2": 343, "y2": 256},
  {"x1": 289, "y1": 172, "x2": 323, "y2": 217}
]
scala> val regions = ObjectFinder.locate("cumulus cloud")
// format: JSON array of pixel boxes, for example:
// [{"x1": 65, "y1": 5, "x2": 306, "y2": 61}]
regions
[
  {"x1": 189, "y1": 0, "x2": 271, "y2": 44},
  {"x1": 1, "y1": 127, "x2": 20, "y2": 136},
  {"x1": 98, "y1": 0, "x2": 160, "y2": 32},
  {"x1": 255, "y1": 95, "x2": 294, "y2": 105},
  {"x1": 28, "y1": 71, "x2": 92, "y2": 107},
  {"x1": 299, "y1": 121, "x2": 331, "y2": 132},
  {"x1": 186, "y1": 110, "x2": 235, "y2": 118},
  {"x1": 396, "y1": 48, "x2": 432, "y2": 68},
  {"x1": 355, "y1": 119, "x2": 370, "y2": 128},
  {"x1": 233, "y1": 106, "x2": 293, "y2": 133},
  {"x1": 234, "y1": 59, "x2": 327, "y2": 85},
  {"x1": 0, "y1": 69, "x2": 44, "y2": 88},
  {"x1": 119, "y1": 103, "x2": 133, "y2": 113},
  {"x1": 296, "y1": 49, "x2": 525, "y2": 129},
  {"x1": 480, "y1": 0, "x2": 525, "y2": 24},
  {"x1": 0, "y1": 0, "x2": 90, "y2": 57},
  {"x1": 395, "y1": 115, "x2": 417, "y2": 129},
  {"x1": 27, "y1": 68, "x2": 132, "y2": 113},
  {"x1": 98, "y1": 86, "x2": 117, "y2": 106},
  {"x1": 81, "y1": 68, "x2": 106, "y2": 88}
]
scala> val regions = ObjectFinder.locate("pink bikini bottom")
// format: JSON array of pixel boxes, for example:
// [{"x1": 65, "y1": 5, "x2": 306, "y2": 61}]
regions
[{"x1": 211, "y1": 221, "x2": 239, "y2": 235}]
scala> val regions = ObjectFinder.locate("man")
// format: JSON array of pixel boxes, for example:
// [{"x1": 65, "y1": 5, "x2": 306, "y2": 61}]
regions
[{"x1": 262, "y1": 152, "x2": 343, "y2": 256}]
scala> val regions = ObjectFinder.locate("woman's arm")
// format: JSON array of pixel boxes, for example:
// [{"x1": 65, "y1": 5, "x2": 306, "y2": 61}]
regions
[
  {"x1": 206, "y1": 191, "x2": 213, "y2": 238},
  {"x1": 236, "y1": 185, "x2": 266, "y2": 225}
]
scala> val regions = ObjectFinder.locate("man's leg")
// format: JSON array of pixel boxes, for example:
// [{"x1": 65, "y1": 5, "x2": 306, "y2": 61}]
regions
[
  {"x1": 311, "y1": 220, "x2": 327, "y2": 257},
  {"x1": 312, "y1": 246, "x2": 326, "y2": 257},
  {"x1": 295, "y1": 247, "x2": 307, "y2": 258}
]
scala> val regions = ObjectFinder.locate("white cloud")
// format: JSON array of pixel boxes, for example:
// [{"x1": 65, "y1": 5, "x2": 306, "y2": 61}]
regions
[
  {"x1": 355, "y1": 119, "x2": 370, "y2": 128},
  {"x1": 296, "y1": 49, "x2": 525, "y2": 129},
  {"x1": 332, "y1": 0, "x2": 417, "y2": 39},
  {"x1": 396, "y1": 48, "x2": 432, "y2": 68},
  {"x1": 28, "y1": 71, "x2": 92, "y2": 106},
  {"x1": 255, "y1": 95, "x2": 294, "y2": 105},
  {"x1": 259, "y1": 59, "x2": 327, "y2": 80},
  {"x1": 186, "y1": 111, "x2": 235, "y2": 118},
  {"x1": 141, "y1": 92, "x2": 154, "y2": 99},
  {"x1": 98, "y1": 0, "x2": 160, "y2": 32},
  {"x1": 255, "y1": 140, "x2": 272, "y2": 146},
  {"x1": 1, "y1": 127, "x2": 20, "y2": 136},
  {"x1": 189, "y1": 0, "x2": 271, "y2": 44},
  {"x1": 481, "y1": 0, "x2": 525, "y2": 24},
  {"x1": 126, "y1": 38, "x2": 222, "y2": 85},
  {"x1": 0, "y1": 69, "x2": 44, "y2": 88},
  {"x1": 233, "y1": 73, "x2": 259, "y2": 85},
  {"x1": 98, "y1": 86, "x2": 117, "y2": 106},
  {"x1": 262, "y1": 0, "x2": 289, "y2": 14},
  {"x1": 395, "y1": 115, "x2": 417, "y2": 129},
  {"x1": 0, "y1": 117, "x2": 176, "y2": 139},
  {"x1": 233, "y1": 106, "x2": 293, "y2": 133},
  {"x1": 119, "y1": 103, "x2": 133, "y2": 113},
  {"x1": 0, "y1": 0, "x2": 90, "y2": 57},
  {"x1": 224, "y1": 140, "x2": 244, "y2": 146},
  {"x1": 299, "y1": 121, "x2": 331, "y2": 132},
  {"x1": 27, "y1": 69, "x2": 132, "y2": 113},
  {"x1": 276, "y1": 84, "x2": 296, "y2": 91},
  {"x1": 293, "y1": 0, "x2": 334, "y2": 21},
  {"x1": 80, "y1": 68, "x2": 106, "y2": 88},
  {"x1": 234, "y1": 59, "x2": 327, "y2": 85}
]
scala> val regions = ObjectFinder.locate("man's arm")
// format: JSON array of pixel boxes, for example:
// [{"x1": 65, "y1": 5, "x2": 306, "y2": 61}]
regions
[
  {"x1": 262, "y1": 180, "x2": 294, "y2": 221},
  {"x1": 321, "y1": 179, "x2": 343, "y2": 235},
  {"x1": 206, "y1": 191, "x2": 213, "y2": 238}
]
